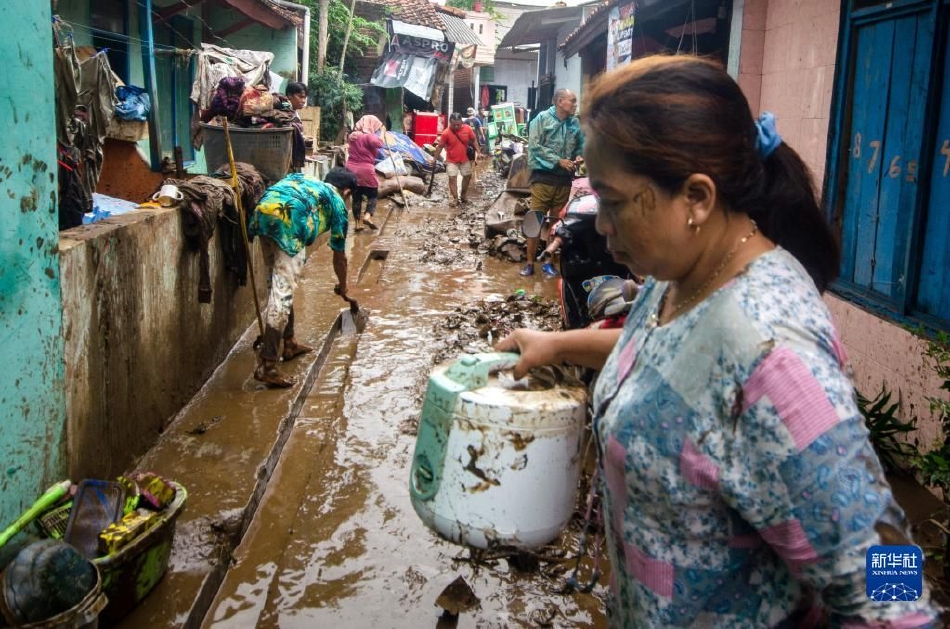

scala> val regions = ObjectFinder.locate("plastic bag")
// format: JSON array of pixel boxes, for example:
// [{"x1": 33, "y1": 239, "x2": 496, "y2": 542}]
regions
[
  {"x1": 375, "y1": 154, "x2": 409, "y2": 178},
  {"x1": 239, "y1": 85, "x2": 275, "y2": 116},
  {"x1": 114, "y1": 85, "x2": 151, "y2": 121}
]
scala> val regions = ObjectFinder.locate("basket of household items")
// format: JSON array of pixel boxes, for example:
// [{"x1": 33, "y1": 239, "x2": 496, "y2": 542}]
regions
[
  {"x1": 200, "y1": 79, "x2": 298, "y2": 183},
  {"x1": 2, "y1": 474, "x2": 188, "y2": 623}
]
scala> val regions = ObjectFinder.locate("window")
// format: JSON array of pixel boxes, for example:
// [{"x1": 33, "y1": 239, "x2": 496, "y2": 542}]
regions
[
  {"x1": 481, "y1": 65, "x2": 495, "y2": 82},
  {"x1": 828, "y1": 0, "x2": 950, "y2": 327},
  {"x1": 479, "y1": 24, "x2": 483, "y2": 34},
  {"x1": 154, "y1": 17, "x2": 197, "y2": 161},
  {"x1": 89, "y1": 0, "x2": 129, "y2": 82}
]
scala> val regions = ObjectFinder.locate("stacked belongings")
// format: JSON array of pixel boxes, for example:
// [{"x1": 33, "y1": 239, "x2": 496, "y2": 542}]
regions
[
  {"x1": 200, "y1": 78, "x2": 297, "y2": 130},
  {"x1": 0, "y1": 475, "x2": 188, "y2": 623}
]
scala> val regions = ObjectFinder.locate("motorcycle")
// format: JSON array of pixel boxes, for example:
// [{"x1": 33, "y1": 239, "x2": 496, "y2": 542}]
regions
[
  {"x1": 492, "y1": 133, "x2": 525, "y2": 178},
  {"x1": 522, "y1": 180, "x2": 635, "y2": 329}
]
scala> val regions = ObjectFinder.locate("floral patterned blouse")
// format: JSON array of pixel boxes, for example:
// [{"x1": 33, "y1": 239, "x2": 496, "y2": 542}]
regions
[{"x1": 592, "y1": 248, "x2": 937, "y2": 627}]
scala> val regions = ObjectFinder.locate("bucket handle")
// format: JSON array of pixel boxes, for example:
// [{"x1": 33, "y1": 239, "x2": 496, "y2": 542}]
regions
[{"x1": 443, "y1": 352, "x2": 520, "y2": 389}]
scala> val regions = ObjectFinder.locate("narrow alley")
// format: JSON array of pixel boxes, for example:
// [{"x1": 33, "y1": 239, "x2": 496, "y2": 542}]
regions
[{"x1": 116, "y1": 168, "x2": 608, "y2": 628}]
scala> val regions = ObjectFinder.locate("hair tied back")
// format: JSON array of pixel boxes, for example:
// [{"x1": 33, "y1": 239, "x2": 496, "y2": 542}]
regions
[{"x1": 755, "y1": 112, "x2": 782, "y2": 159}]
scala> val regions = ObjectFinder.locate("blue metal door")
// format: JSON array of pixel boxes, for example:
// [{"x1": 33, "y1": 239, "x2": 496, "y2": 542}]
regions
[
  {"x1": 839, "y1": 7, "x2": 935, "y2": 307},
  {"x1": 916, "y1": 12, "x2": 950, "y2": 319}
]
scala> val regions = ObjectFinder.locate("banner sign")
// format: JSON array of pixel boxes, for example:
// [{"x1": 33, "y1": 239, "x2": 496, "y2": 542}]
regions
[
  {"x1": 370, "y1": 53, "x2": 439, "y2": 100},
  {"x1": 391, "y1": 33, "x2": 455, "y2": 63},
  {"x1": 607, "y1": 2, "x2": 635, "y2": 70}
]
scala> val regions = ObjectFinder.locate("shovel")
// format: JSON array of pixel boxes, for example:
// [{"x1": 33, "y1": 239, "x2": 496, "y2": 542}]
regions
[{"x1": 339, "y1": 295, "x2": 367, "y2": 335}]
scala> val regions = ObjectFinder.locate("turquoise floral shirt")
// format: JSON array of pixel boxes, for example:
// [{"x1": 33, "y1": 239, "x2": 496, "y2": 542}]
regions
[
  {"x1": 249, "y1": 173, "x2": 348, "y2": 256},
  {"x1": 593, "y1": 248, "x2": 937, "y2": 627}
]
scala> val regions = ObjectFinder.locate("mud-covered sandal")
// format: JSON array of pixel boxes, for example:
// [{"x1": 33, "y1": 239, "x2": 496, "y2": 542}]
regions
[{"x1": 363, "y1": 217, "x2": 378, "y2": 230}]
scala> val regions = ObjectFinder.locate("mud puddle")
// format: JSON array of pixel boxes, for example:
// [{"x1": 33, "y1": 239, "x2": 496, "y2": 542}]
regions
[{"x1": 204, "y1": 169, "x2": 607, "y2": 627}]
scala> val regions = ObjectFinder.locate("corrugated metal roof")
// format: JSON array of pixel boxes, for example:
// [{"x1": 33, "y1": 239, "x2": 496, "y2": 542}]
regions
[
  {"x1": 439, "y1": 12, "x2": 482, "y2": 45},
  {"x1": 498, "y1": 5, "x2": 583, "y2": 48}
]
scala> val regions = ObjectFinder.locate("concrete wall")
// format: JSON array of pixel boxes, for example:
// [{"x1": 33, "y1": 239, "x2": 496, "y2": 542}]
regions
[
  {"x1": 743, "y1": 0, "x2": 944, "y2": 454},
  {"x1": 756, "y1": 0, "x2": 839, "y2": 180},
  {"x1": 0, "y1": 3, "x2": 68, "y2": 522},
  {"x1": 60, "y1": 208, "x2": 264, "y2": 480},
  {"x1": 492, "y1": 49, "x2": 538, "y2": 108}
]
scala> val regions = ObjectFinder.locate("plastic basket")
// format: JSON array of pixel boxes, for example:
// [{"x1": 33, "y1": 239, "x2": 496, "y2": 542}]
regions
[
  {"x1": 35, "y1": 502, "x2": 73, "y2": 540},
  {"x1": 200, "y1": 123, "x2": 293, "y2": 182}
]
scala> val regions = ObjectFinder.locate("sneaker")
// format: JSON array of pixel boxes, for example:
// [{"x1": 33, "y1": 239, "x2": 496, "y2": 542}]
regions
[
  {"x1": 519, "y1": 263, "x2": 534, "y2": 277},
  {"x1": 541, "y1": 263, "x2": 559, "y2": 278}
]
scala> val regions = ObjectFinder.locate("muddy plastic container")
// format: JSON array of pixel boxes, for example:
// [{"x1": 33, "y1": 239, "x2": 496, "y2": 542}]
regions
[
  {"x1": 410, "y1": 353, "x2": 587, "y2": 549},
  {"x1": 92, "y1": 483, "x2": 187, "y2": 622},
  {"x1": 0, "y1": 543, "x2": 107, "y2": 628}
]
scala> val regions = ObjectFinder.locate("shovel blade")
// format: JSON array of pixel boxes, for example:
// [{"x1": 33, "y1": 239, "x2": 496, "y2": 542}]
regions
[{"x1": 340, "y1": 307, "x2": 368, "y2": 335}]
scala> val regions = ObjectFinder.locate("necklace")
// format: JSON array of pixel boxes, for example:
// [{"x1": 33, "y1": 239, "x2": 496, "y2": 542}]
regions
[{"x1": 649, "y1": 220, "x2": 759, "y2": 327}]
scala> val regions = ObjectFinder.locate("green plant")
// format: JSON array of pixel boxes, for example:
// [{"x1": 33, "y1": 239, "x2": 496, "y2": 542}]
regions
[
  {"x1": 858, "y1": 385, "x2": 918, "y2": 472},
  {"x1": 911, "y1": 331, "x2": 950, "y2": 580},
  {"x1": 309, "y1": 67, "x2": 364, "y2": 141}
]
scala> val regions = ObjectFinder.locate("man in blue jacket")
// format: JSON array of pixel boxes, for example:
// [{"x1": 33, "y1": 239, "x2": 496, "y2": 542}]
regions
[{"x1": 521, "y1": 88, "x2": 584, "y2": 277}]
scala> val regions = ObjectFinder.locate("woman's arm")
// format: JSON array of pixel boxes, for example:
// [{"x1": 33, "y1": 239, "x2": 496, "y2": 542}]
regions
[{"x1": 494, "y1": 327, "x2": 622, "y2": 379}]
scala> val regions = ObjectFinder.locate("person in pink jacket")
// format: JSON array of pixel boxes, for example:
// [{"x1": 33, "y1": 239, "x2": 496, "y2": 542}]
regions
[{"x1": 346, "y1": 115, "x2": 386, "y2": 231}]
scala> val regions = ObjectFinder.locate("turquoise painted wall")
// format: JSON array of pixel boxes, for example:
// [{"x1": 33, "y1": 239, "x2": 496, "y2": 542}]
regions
[{"x1": 0, "y1": 4, "x2": 67, "y2": 523}]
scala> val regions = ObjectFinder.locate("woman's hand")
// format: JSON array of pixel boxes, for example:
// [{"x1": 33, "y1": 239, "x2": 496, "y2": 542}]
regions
[{"x1": 494, "y1": 329, "x2": 559, "y2": 379}]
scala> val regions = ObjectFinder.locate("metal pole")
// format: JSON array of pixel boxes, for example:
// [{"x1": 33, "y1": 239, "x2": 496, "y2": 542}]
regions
[
  {"x1": 271, "y1": 0, "x2": 311, "y2": 82},
  {"x1": 139, "y1": 0, "x2": 162, "y2": 170},
  {"x1": 223, "y1": 119, "x2": 266, "y2": 340}
]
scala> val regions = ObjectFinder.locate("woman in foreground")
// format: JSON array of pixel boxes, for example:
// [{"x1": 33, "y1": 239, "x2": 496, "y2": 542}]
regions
[{"x1": 497, "y1": 56, "x2": 938, "y2": 627}]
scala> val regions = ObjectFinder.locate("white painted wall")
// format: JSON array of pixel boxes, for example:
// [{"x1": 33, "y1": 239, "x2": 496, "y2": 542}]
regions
[{"x1": 492, "y1": 49, "x2": 538, "y2": 107}]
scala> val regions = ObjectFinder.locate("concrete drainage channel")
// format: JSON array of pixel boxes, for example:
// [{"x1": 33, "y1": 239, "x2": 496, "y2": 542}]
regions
[{"x1": 187, "y1": 242, "x2": 389, "y2": 628}]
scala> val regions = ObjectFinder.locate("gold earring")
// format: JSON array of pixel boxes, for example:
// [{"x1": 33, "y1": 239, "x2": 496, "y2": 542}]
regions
[{"x1": 687, "y1": 216, "x2": 701, "y2": 234}]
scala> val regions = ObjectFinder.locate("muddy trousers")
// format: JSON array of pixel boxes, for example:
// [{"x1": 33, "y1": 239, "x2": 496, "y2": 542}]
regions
[
  {"x1": 260, "y1": 237, "x2": 307, "y2": 362},
  {"x1": 351, "y1": 185, "x2": 378, "y2": 220}
]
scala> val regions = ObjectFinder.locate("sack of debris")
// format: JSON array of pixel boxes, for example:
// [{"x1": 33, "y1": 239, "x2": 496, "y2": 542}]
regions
[{"x1": 378, "y1": 175, "x2": 425, "y2": 198}]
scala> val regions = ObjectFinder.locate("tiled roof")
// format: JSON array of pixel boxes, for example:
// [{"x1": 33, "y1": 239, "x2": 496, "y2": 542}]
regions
[
  {"x1": 361, "y1": 0, "x2": 446, "y2": 30},
  {"x1": 559, "y1": 0, "x2": 613, "y2": 51},
  {"x1": 434, "y1": 4, "x2": 467, "y2": 18}
]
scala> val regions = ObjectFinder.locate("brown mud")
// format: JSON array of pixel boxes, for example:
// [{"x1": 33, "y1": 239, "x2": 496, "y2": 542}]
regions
[{"x1": 196, "y1": 166, "x2": 608, "y2": 627}]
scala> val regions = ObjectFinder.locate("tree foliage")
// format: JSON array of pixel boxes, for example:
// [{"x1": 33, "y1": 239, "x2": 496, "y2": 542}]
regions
[{"x1": 297, "y1": 0, "x2": 387, "y2": 140}]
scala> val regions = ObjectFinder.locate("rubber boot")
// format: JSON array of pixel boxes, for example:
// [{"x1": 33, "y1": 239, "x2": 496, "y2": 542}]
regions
[{"x1": 255, "y1": 326, "x2": 295, "y2": 388}]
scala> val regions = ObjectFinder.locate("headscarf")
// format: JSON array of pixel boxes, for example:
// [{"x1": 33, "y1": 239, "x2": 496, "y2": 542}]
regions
[{"x1": 349, "y1": 115, "x2": 384, "y2": 142}]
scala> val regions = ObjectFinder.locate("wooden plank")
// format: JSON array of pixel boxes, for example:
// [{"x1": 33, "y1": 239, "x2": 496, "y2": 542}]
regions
[
  {"x1": 917, "y1": 17, "x2": 950, "y2": 321},
  {"x1": 871, "y1": 13, "x2": 926, "y2": 299},
  {"x1": 843, "y1": 19, "x2": 892, "y2": 290}
]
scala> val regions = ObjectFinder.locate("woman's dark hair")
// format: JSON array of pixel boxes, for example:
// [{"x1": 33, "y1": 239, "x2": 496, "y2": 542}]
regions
[
  {"x1": 286, "y1": 81, "x2": 308, "y2": 97},
  {"x1": 584, "y1": 55, "x2": 839, "y2": 292},
  {"x1": 324, "y1": 167, "x2": 357, "y2": 192}
]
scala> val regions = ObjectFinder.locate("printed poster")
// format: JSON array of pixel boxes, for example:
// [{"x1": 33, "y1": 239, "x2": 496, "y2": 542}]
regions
[{"x1": 607, "y1": 2, "x2": 635, "y2": 71}]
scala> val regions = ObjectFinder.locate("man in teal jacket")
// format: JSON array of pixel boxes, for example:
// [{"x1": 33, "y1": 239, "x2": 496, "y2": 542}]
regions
[{"x1": 521, "y1": 88, "x2": 584, "y2": 277}]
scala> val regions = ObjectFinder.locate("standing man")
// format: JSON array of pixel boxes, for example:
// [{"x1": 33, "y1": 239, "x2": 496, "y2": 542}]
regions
[
  {"x1": 432, "y1": 112, "x2": 480, "y2": 206},
  {"x1": 464, "y1": 107, "x2": 486, "y2": 149},
  {"x1": 248, "y1": 167, "x2": 358, "y2": 388},
  {"x1": 521, "y1": 88, "x2": 584, "y2": 277},
  {"x1": 285, "y1": 81, "x2": 308, "y2": 171}
]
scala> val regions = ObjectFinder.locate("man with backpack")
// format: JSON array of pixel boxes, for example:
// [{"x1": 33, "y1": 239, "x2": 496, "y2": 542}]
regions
[{"x1": 432, "y1": 112, "x2": 480, "y2": 206}]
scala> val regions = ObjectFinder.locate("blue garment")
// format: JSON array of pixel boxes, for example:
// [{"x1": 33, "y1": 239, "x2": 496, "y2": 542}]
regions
[
  {"x1": 249, "y1": 174, "x2": 348, "y2": 256},
  {"x1": 527, "y1": 106, "x2": 584, "y2": 185}
]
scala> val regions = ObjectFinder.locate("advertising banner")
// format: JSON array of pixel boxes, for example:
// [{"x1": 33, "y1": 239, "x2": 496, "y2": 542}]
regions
[
  {"x1": 607, "y1": 2, "x2": 635, "y2": 71},
  {"x1": 390, "y1": 33, "x2": 455, "y2": 63},
  {"x1": 370, "y1": 54, "x2": 439, "y2": 100}
]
